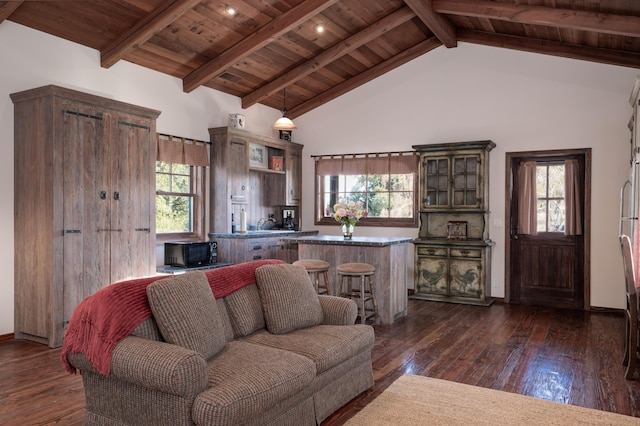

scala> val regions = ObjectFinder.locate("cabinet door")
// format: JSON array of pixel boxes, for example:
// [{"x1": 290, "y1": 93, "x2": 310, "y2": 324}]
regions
[
  {"x1": 421, "y1": 156, "x2": 449, "y2": 209},
  {"x1": 61, "y1": 105, "x2": 109, "y2": 342},
  {"x1": 229, "y1": 137, "x2": 249, "y2": 203},
  {"x1": 451, "y1": 153, "x2": 482, "y2": 209},
  {"x1": 415, "y1": 246, "x2": 448, "y2": 296},
  {"x1": 110, "y1": 115, "x2": 155, "y2": 282},
  {"x1": 448, "y1": 257, "x2": 483, "y2": 300},
  {"x1": 286, "y1": 148, "x2": 302, "y2": 205}
]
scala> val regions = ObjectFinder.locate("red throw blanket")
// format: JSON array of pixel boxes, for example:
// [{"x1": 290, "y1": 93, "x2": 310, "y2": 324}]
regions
[{"x1": 61, "y1": 259, "x2": 284, "y2": 376}]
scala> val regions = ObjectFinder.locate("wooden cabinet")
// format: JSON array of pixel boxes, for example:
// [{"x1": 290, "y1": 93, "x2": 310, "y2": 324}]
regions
[
  {"x1": 12, "y1": 85, "x2": 160, "y2": 347},
  {"x1": 209, "y1": 127, "x2": 304, "y2": 233},
  {"x1": 286, "y1": 145, "x2": 302, "y2": 205},
  {"x1": 412, "y1": 141, "x2": 495, "y2": 306},
  {"x1": 414, "y1": 241, "x2": 493, "y2": 305},
  {"x1": 213, "y1": 236, "x2": 287, "y2": 264},
  {"x1": 418, "y1": 144, "x2": 491, "y2": 210},
  {"x1": 209, "y1": 127, "x2": 250, "y2": 234}
]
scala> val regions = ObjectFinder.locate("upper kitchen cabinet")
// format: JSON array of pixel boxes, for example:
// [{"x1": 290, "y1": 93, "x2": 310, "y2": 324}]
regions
[
  {"x1": 286, "y1": 144, "x2": 302, "y2": 205},
  {"x1": 209, "y1": 127, "x2": 304, "y2": 233},
  {"x1": 12, "y1": 85, "x2": 160, "y2": 348}
]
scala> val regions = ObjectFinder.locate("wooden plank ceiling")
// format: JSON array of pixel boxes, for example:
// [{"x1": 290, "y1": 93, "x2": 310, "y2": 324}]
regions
[{"x1": 2, "y1": 0, "x2": 640, "y2": 118}]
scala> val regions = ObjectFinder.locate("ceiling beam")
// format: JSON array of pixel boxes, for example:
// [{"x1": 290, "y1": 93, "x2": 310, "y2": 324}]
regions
[
  {"x1": 433, "y1": 0, "x2": 640, "y2": 38},
  {"x1": 458, "y1": 29, "x2": 640, "y2": 69},
  {"x1": 241, "y1": 6, "x2": 415, "y2": 109},
  {"x1": 403, "y1": 0, "x2": 457, "y2": 48},
  {"x1": 101, "y1": 0, "x2": 202, "y2": 69},
  {"x1": 0, "y1": 1, "x2": 23, "y2": 23},
  {"x1": 182, "y1": 0, "x2": 339, "y2": 93},
  {"x1": 288, "y1": 37, "x2": 442, "y2": 118}
]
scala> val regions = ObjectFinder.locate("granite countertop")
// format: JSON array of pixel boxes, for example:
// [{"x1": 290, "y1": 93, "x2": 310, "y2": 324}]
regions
[
  {"x1": 208, "y1": 230, "x2": 319, "y2": 239},
  {"x1": 281, "y1": 235, "x2": 413, "y2": 246}
]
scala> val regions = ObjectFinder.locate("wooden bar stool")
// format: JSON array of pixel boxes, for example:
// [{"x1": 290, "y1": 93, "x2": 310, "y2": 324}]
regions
[
  {"x1": 293, "y1": 259, "x2": 331, "y2": 295},
  {"x1": 337, "y1": 262, "x2": 378, "y2": 324}
]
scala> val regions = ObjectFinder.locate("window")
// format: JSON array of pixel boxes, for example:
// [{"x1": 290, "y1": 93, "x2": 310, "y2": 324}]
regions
[
  {"x1": 314, "y1": 152, "x2": 418, "y2": 227},
  {"x1": 536, "y1": 163, "x2": 565, "y2": 233},
  {"x1": 156, "y1": 134, "x2": 208, "y2": 242}
]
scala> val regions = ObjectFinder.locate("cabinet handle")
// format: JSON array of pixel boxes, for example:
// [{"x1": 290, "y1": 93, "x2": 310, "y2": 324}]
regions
[
  {"x1": 63, "y1": 229, "x2": 82, "y2": 234},
  {"x1": 460, "y1": 250, "x2": 469, "y2": 256},
  {"x1": 252, "y1": 245, "x2": 263, "y2": 250},
  {"x1": 100, "y1": 191, "x2": 107, "y2": 200},
  {"x1": 135, "y1": 228, "x2": 151, "y2": 232},
  {"x1": 113, "y1": 191, "x2": 120, "y2": 200},
  {"x1": 98, "y1": 229, "x2": 123, "y2": 232},
  {"x1": 253, "y1": 255, "x2": 263, "y2": 260},
  {"x1": 427, "y1": 249, "x2": 435, "y2": 255}
]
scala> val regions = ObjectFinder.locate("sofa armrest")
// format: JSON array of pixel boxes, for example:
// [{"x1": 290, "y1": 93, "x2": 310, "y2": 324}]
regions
[
  {"x1": 67, "y1": 336, "x2": 208, "y2": 398},
  {"x1": 318, "y1": 295, "x2": 357, "y2": 325}
]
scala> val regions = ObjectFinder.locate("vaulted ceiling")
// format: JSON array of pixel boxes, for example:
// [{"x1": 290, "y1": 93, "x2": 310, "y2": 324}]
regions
[{"x1": 2, "y1": 0, "x2": 640, "y2": 118}]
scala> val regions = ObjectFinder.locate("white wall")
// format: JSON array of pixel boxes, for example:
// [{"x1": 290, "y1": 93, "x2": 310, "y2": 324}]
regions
[
  {"x1": 0, "y1": 21, "x2": 637, "y2": 335},
  {"x1": 294, "y1": 43, "x2": 638, "y2": 310}
]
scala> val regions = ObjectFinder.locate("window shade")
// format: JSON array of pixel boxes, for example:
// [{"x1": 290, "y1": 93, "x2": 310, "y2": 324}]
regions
[
  {"x1": 315, "y1": 151, "x2": 417, "y2": 176},
  {"x1": 157, "y1": 134, "x2": 209, "y2": 166}
]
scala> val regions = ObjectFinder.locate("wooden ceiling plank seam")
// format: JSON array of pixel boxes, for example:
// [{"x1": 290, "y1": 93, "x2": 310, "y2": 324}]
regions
[
  {"x1": 0, "y1": 1, "x2": 23, "y2": 23},
  {"x1": 433, "y1": 0, "x2": 640, "y2": 38},
  {"x1": 403, "y1": 0, "x2": 457, "y2": 48},
  {"x1": 458, "y1": 29, "x2": 640, "y2": 70},
  {"x1": 182, "y1": 0, "x2": 340, "y2": 93},
  {"x1": 241, "y1": 5, "x2": 415, "y2": 108},
  {"x1": 288, "y1": 37, "x2": 442, "y2": 118},
  {"x1": 101, "y1": 0, "x2": 203, "y2": 68}
]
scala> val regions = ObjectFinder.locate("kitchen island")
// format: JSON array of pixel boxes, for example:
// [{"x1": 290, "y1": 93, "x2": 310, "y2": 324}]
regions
[{"x1": 282, "y1": 235, "x2": 412, "y2": 324}]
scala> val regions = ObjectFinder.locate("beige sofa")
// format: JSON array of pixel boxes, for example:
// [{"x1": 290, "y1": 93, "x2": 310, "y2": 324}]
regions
[{"x1": 63, "y1": 260, "x2": 375, "y2": 425}]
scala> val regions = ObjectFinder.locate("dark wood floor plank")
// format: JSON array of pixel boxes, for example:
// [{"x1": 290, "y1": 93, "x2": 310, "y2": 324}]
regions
[{"x1": 1, "y1": 299, "x2": 640, "y2": 426}]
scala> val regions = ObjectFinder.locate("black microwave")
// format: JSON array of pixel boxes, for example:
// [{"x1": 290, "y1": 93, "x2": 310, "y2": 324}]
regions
[{"x1": 164, "y1": 242, "x2": 217, "y2": 267}]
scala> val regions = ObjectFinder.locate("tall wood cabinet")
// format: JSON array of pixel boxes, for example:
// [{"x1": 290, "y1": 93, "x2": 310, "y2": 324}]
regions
[
  {"x1": 12, "y1": 85, "x2": 160, "y2": 347},
  {"x1": 209, "y1": 127, "x2": 303, "y2": 233},
  {"x1": 412, "y1": 141, "x2": 495, "y2": 306}
]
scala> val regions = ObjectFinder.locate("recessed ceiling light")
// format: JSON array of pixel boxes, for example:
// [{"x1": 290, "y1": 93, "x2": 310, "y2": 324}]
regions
[
  {"x1": 225, "y1": 5, "x2": 238, "y2": 16},
  {"x1": 315, "y1": 24, "x2": 325, "y2": 34}
]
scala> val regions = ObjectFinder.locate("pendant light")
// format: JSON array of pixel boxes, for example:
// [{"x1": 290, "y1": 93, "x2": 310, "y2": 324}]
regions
[{"x1": 272, "y1": 88, "x2": 297, "y2": 140}]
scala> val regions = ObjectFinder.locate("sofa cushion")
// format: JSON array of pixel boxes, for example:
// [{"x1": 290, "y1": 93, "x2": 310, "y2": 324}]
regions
[
  {"x1": 222, "y1": 284, "x2": 266, "y2": 337},
  {"x1": 192, "y1": 340, "x2": 315, "y2": 425},
  {"x1": 245, "y1": 324, "x2": 375, "y2": 374},
  {"x1": 146, "y1": 271, "x2": 226, "y2": 360},
  {"x1": 255, "y1": 264, "x2": 323, "y2": 335}
]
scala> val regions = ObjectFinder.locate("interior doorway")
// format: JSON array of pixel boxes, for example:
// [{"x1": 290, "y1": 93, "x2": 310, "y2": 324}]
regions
[{"x1": 505, "y1": 149, "x2": 591, "y2": 310}]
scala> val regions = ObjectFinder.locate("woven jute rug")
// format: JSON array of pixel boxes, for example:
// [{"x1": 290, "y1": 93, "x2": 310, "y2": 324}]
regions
[{"x1": 346, "y1": 374, "x2": 640, "y2": 425}]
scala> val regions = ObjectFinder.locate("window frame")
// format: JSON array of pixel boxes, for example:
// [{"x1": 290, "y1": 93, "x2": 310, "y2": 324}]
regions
[
  {"x1": 314, "y1": 154, "x2": 419, "y2": 228},
  {"x1": 155, "y1": 162, "x2": 206, "y2": 243}
]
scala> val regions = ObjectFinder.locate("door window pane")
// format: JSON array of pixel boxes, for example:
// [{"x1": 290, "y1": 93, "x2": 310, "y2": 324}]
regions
[{"x1": 536, "y1": 163, "x2": 565, "y2": 233}]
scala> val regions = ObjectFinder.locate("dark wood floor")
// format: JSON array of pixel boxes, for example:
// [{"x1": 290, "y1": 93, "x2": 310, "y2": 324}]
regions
[{"x1": 2, "y1": 299, "x2": 640, "y2": 425}]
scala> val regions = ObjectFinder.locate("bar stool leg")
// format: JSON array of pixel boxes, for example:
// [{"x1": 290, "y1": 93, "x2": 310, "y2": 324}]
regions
[
  {"x1": 322, "y1": 270, "x2": 331, "y2": 296},
  {"x1": 367, "y1": 275, "x2": 378, "y2": 322},
  {"x1": 359, "y1": 274, "x2": 366, "y2": 324}
]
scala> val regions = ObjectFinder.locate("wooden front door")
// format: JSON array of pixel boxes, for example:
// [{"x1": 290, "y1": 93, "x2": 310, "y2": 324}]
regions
[{"x1": 506, "y1": 149, "x2": 591, "y2": 310}]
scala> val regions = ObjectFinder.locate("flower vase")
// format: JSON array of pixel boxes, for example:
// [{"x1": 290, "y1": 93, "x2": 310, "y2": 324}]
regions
[{"x1": 342, "y1": 223, "x2": 354, "y2": 240}]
